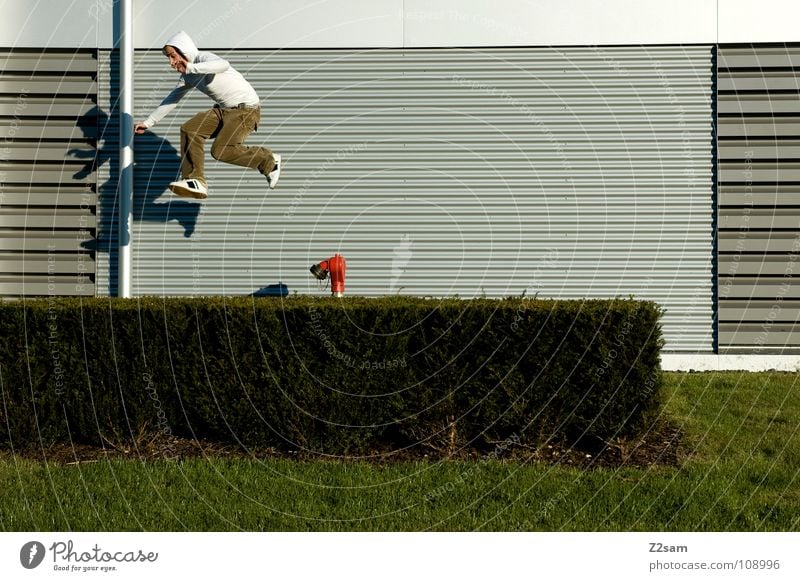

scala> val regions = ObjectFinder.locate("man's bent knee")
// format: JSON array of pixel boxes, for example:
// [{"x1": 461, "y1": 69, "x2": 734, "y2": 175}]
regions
[{"x1": 210, "y1": 144, "x2": 226, "y2": 161}]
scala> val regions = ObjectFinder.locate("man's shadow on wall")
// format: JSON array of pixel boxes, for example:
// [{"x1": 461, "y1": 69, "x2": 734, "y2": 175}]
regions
[{"x1": 72, "y1": 107, "x2": 201, "y2": 293}]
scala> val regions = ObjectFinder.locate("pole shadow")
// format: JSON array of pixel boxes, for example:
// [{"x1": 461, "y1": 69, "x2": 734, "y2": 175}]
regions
[{"x1": 71, "y1": 106, "x2": 201, "y2": 295}]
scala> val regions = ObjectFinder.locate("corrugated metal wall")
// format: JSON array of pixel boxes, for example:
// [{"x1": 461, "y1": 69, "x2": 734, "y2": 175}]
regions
[
  {"x1": 98, "y1": 46, "x2": 713, "y2": 351},
  {"x1": 0, "y1": 49, "x2": 96, "y2": 296},
  {"x1": 718, "y1": 45, "x2": 800, "y2": 352}
]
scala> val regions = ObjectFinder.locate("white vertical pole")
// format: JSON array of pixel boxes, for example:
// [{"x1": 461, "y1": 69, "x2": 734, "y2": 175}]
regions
[{"x1": 118, "y1": 0, "x2": 134, "y2": 297}]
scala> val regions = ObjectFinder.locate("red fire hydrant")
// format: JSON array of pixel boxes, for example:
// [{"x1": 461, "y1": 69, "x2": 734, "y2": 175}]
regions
[{"x1": 309, "y1": 253, "x2": 347, "y2": 297}]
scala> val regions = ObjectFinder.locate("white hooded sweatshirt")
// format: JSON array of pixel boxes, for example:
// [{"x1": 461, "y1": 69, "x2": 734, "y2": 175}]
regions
[{"x1": 141, "y1": 31, "x2": 260, "y2": 128}]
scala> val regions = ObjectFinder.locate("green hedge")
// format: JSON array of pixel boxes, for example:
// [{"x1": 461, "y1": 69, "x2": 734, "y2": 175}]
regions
[{"x1": 0, "y1": 296, "x2": 663, "y2": 455}]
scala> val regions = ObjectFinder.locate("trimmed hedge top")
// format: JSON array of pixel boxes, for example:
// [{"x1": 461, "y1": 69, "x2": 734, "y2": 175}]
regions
[{"x1": 0, "y1": 296, "x2": 663, "y2": 455}]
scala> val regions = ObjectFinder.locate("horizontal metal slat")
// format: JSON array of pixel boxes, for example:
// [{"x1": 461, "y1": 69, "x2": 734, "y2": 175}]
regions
[
  {"x1": 715, "y1": 278, "x2": 800, "y2": 299},
  {"x1": 0, "y1": 233, "x2": 92, "y2": 252},
  {"x1": 0, "y1": 253, "x2": 95, "y2": 274},
  {"x1": 0, "y1": 54, "x2": 96, "y2": 74},
  {"x1": 717, "y1": 142, "x2": 800, "y2": 159},
  {"x1": 0, "y1": 166, "x2": 94, "y2": 184},
  {"x1": 718, "y1": 118, "x2": 800, "y2": 138},
  {"x1": 0, "y1": 100, "x2": 97, "y2": 117},
  {"x1": 719, "y1": 164, "x2": 800, "y2": 182},
  {"x1": 0, "y1": 210, "x2": 96, "y2": 229},
  {"x1": 718, "y1": 95, "x2": 800, "y2": 115},
  {"x1": 719, "y1": 255, "x2": 800, "y2": 276},
  {"x1": 0, "y1": 119, "x2": 95, "y2": 140},
  {"x1": 719, "y1": 209, "x2": 800, "y2": 229},
  {"x1": 115, "y1": 239, "x2": 710, "y2": 253},
  {"x1": 719, "y1": 232, "x2": 800, "y2": 252},
  {"x1": 719, "y1": 47, "x2": 800, "y2": 69},
  {"x1": 720, "y1": 192, "x2": 800, "y2": 206},
  {"x1": 719, "y1": 183, "x2": 800, "y2": 206},
  {"x1": 718, "y1": 326, "x2": 800, "y2": 346},
  {"x1": 0, "y1": 76, "x2": 96, "y2": 94},
  {"x1": 719, "y1": 299, "x2": 800, "y2": 321},
  {"x1": 0, "y1": 277, "x2": 93, "y2": 296},
  {"x1": 718, "y1": 72, "x2": 800, "y2": 91},
  {"x1": 0, "y1": 143, "x2": 95, "y2": 162},
  {"x1": 0, "y1": 189, "x2": 95, "y2": 206}
]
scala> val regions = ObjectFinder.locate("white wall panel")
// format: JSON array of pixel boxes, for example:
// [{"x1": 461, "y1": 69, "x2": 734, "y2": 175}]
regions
[
  {"x1": 0, "y1": 0, "x2": 112, "y2": 48},
  {"x1": 97, "y1": 45, "x2": 714, "y2": 351},
  {"x1": 4, "y1": 1, "x2": 800, "y2": 50}
]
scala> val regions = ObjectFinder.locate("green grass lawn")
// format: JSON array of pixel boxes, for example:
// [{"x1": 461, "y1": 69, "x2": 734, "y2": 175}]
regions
[{"x1": 1, "y1": 372, "x2": 798, "y2": 531}]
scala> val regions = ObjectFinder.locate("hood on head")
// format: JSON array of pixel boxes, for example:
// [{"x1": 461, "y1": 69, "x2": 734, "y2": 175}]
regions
[{"x1": 163, "y1": 31, "x2": 198, "y2": 62}]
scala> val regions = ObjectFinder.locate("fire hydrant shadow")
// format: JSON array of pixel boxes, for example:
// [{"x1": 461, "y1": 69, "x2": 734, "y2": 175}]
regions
[{"x1": 250, "y1": 283, "x2": 289, "y2": 297}]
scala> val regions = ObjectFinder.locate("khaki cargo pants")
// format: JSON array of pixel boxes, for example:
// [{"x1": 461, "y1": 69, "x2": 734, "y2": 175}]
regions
[{"x1": 179, "y1": 104, "x2": 276, "y2": 183}]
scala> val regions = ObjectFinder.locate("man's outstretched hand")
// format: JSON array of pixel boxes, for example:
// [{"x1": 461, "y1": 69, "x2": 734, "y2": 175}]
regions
[{"x1": 134, "y1": 123, "x2": 148, "y2": 134}]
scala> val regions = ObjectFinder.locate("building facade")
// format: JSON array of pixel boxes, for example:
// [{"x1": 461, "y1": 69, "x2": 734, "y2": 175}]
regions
[{"x1": 2, "y1": 0, "x2": 799, "y2": 362}]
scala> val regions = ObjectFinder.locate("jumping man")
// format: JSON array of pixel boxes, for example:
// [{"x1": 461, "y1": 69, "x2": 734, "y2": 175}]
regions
[{"x1": 134, "y1": 31, "x2": 280, "y2": 199}]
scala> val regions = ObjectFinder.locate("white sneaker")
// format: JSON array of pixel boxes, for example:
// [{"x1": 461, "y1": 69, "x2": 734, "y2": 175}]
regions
[
  {"x1": 267, "y1": 154, "x2": 281, "y2": 189},
  {"x1": 169, "y1": 178, "x2": 208, "y2": 199}
]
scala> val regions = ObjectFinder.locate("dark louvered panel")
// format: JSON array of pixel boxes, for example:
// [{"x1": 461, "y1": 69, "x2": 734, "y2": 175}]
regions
[
  {"x1": 718, "y1": 44, "x2": 800, "y2": 352},
  {"x1": 0, "y1": 49, "x2": 96, "y2": 297}
]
